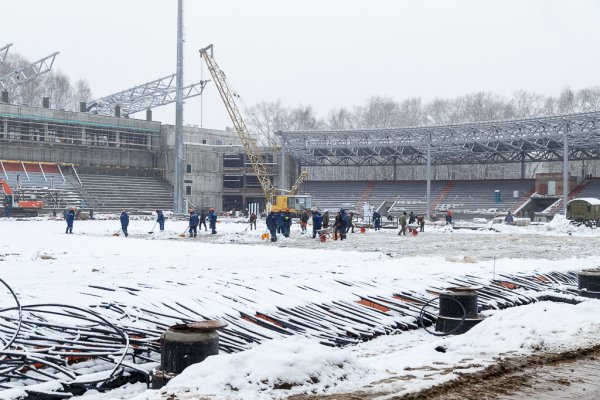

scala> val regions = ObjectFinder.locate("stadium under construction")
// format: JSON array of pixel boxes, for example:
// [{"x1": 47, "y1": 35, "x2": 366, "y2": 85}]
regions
[{"x1": 3, "y1": 96, "x2": 600, "y2": 220}]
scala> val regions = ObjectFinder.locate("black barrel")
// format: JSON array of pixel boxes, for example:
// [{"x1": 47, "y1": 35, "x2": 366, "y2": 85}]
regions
[
  {"x1": 439, "y1": 289, "x2": 479, "y2": 319},
  {"x1": 578, "y1": 269, "x2": 600, "y2": 298},
  {"x1": 152, "y1": 320, "x2": 226, "y2": 389},
  {"x1": 161, "y1": 325, "x2": 219, "y2": 374},
  {"x1": 435, "y1": 287, "x2": 484, "y2": 335}
]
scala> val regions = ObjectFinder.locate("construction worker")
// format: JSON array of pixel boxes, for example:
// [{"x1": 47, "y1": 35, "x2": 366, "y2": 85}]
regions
[
  {"x1": 120, "y1": 210, "x2": 130, "y2": 237},
  {"x1": 249, "y1": 212, "x2": 257, "y2": 230},
  {"x1": 349, "y1": 211, "x2": 355, "y2": 233},
  {"x1": 398, "y1": 211, "x2": 407, "y2": 235},
  {"x1": 156, "y1": 209, "x2": 165, "y2": 231},
  {"x1": 189, "y1": 209, "x2": 199, "y2": 237},
  {"x1": 372, "y1": 211, "x2": 381, "y2": 231},
  {"x1": 199, "y1": 210, "x2": 207, "y2": 232},
  {"x1": 446, "y1": 209, "x2": 453, "y2": 225},
  {"x1": 333, "y1": 211, "x2": 343, "y2": 240},
  {"x1": 300, "y1": 210, "x2": 309, "y2": 234},
  {"x1": 266, "y1": 211, "x2": 277, "y2": 242},
  {"x1": 323, "y1": 211, "x2": 330, "y2": 228},
  {"x1": 283, "y1": 209, "x2": 292, "y2": 238},
  {"x1": 208, "y1": 208, "x2": 217, "y2": 234},
  {"x1": 65, "y1": 208, "x2": 75, "y2": 234},
  {"x1": 408, "y1": 211, "x2": 416, "y2": 225},
  {"x1": 340, "y1": 209, "x2": 349, "y2": 240},
  {"x1": 417, "y1": 214, "x2": 425, "y2": 232},
  {"x1": 312, "y1": 209, "x2": 323, "y2": 238},
  {"x1": 276, "y1": 211, "x2": 285, "y2": 234}
]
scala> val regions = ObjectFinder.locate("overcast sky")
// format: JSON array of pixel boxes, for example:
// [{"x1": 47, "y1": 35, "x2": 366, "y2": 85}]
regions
[{"x1": 2, "y1": 0, "x2": 599, "y2": 129}]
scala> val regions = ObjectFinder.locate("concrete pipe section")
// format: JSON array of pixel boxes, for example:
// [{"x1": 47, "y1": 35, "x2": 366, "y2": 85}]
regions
[
  {"x1": 152, "y1": 320, "x2": 227, "y2": 389},
  {"x1": 435, "y1": 287, "x2": 485, "y2": 335}
]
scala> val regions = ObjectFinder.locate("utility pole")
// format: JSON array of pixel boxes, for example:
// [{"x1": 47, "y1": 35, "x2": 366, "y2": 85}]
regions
[{"x1": 173, "y1": 0, "x2": 185, "y2": 213}]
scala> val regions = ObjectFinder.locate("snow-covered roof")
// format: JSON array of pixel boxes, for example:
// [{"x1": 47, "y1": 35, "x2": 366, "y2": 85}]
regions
[{"x1": 568, "y1": 197, "x2": 600, "y2": 205}]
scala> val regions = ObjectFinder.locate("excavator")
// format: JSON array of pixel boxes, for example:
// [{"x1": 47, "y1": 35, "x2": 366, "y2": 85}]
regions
[
  {"x1": 199, "y1": 45, "x2": 312, "y2": 215},
  {"x1": 1, "y1": 180, "x2": 44, "y2": 217}
]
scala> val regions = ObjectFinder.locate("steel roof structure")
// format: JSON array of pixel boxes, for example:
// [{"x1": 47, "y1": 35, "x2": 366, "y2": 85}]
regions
[
  {"x1": 277, "y1": 111, "x2": 600, "y2": 166},
  {"x1": 86, "y1": 74, "x2": 209, "y2": 117}
]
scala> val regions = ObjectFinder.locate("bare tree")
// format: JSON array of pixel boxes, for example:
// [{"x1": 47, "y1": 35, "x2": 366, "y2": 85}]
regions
[
  {"x1": 286, "y1": 105, "x2": 323, "y2": 131},
  {"x1": 511, "y1": 90, "x2": 547, "y2": 118},
  {"x1": 46, "y1": 71, "x2": 72, "y2": 110},
  {"x1": 245, "y1": 100, "x2": 290, "y2": 146},
  {"x1": 74, "y1": 79, "x2": 93, "y2": 104},
  {"x1": 327, "y1": 107, "x2": 360, "y2": 130},
  {"x1": 360, "y1": 96, "x2": 402, "y2": 128},
  {"x1": 557, "y1": 87, "x2": 575, "y2": 114}
]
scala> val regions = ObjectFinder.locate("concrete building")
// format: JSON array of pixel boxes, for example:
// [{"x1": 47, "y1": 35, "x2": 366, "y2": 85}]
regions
[{"x1": 0, "y1": 102, "x2": 292, "y2": 213}]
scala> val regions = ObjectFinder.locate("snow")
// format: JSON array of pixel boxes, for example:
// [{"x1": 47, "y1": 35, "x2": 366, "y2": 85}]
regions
[
  {"x1": 135, "y1": 300, "x2": 600, "y2": 400},
  {"x1": 1, "y1": 216, "x2": 600, "y2": 399},
  {"x1": 135, "y1": 336, "x2": 374, "y2": 400},
  {"x1": 568, "y1": 197, "x2": 600, "y2": 205}
]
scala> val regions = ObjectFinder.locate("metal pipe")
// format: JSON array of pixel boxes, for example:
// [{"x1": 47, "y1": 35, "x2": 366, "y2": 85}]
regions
[
  {"x1": 426, "y1": 135, "x2": 431, "y2": 221},
  {"x1": 173, "y1": 0, "x2": 185, "y2": 213},
  {"x1": 563, "y1": 123, "x2": 569, "y2": 216}
]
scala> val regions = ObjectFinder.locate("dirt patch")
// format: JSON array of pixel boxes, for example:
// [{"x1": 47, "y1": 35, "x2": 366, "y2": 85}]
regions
[
  {"x1": 394, "y1": 345, "x2": 600, "y2": 400},
  {"x1": 288, "y1": 345, "x2": 600, "y2": 400}
]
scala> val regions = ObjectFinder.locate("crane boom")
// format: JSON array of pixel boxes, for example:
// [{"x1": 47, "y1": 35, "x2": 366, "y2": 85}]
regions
[
  {"x1": 288, "y1": 171, "x2": 308, "y2": 196},
  {"x1": 199, "y1": 45, "x2": 276, "y2": 204}
]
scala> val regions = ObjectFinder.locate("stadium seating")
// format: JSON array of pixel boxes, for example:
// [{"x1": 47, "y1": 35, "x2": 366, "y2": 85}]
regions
[
  {"x1": 570, "y1": 178, "x2": 600, "y2": 200},
  {"x1": 78, "y1": 174, "x2": 173, "y2": 212},
  {"x1": 302, "y1": 179, "x2": 535, "y2": 219},
  {"x1": 1, "y1": 162, "x2": 88, "y2": 210},
  {"x1": 438, "y1": 180, "x2": 535, "y2": 217},
  {"x1": 300, "y1": 181, "x2": 369, "y2": 212},
  {"x1": 368, "y1": 181, "x2": 447, "y2": 215}
]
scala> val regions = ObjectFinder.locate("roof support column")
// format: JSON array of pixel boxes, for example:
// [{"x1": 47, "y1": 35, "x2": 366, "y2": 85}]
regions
[
  {"x1": 426, "y1": 135, "x2": 431, "y2": 221},
  {"x1": 520, "y1": 152, "x2": 526, "y2": 179},
  {"x1": 563, "y1": 124, "x2": 569, "y2": 216}
]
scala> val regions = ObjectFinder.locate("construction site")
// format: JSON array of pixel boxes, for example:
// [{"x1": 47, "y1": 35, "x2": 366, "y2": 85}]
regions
[{"x1": 2, "y1": 2, "x2": 600, "y2": 400}]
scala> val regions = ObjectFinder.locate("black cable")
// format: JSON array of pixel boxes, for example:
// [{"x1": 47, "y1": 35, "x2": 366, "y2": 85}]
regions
[{"x1": 0, "y1": 277, "x2": 22, "y2": 352}]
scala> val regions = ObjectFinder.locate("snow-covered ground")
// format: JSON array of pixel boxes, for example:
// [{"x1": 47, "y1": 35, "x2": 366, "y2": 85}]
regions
[{"x1": 1, "y1": 216, "x2": 600, "y2": 399}]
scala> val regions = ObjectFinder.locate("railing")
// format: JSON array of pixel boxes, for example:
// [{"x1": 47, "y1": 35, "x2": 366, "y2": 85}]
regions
[
  {"x1": 71, "y1": 165, "x2": 83, "y2": 186},
  {"x1": 39, "y1": 162, "x2": 47, "y2": 182}
]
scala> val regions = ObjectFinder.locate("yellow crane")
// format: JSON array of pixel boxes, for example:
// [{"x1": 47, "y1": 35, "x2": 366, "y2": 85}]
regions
[{"x1": 199, "y1": 45, "x2": 311, "y2": 214}]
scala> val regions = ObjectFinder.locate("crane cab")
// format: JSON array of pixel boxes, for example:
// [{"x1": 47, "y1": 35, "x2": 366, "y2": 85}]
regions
[{"x1": 271, "y1": 195, "x2": 312, "y2": 216}]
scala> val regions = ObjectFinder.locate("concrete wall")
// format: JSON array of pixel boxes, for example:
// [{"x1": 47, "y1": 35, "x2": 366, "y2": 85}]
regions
[
  {"x1": 0, "y1": 103, "x2": 160, "y2": 168},
  {"x1": 0, "y1": 141, "x2": 156, "y2": 168},
  {"x1": 160, "y1": 125, "x2": 241, "y2": 210},
  {"x1": 535, "y1": 173, "x2": 577, "y2": 196}
]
